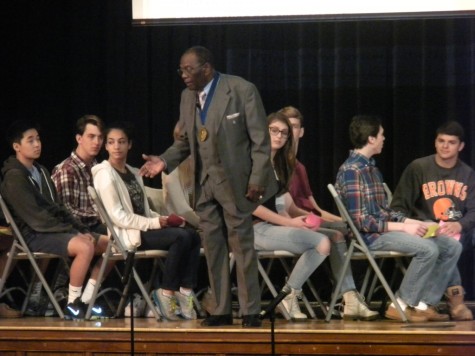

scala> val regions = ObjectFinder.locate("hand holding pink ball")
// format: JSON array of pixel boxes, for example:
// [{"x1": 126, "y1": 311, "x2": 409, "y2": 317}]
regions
[{"x1": 305, "y1": 213, "x2": 321, "y2": 229}]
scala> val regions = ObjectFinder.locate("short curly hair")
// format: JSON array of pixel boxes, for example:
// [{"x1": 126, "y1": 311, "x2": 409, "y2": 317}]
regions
[{"x1": 349, "y1": 115, "x2": 382, "y2": 149}]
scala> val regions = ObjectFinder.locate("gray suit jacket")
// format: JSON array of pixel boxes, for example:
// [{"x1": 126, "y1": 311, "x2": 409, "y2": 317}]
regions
[{"x1": 161, "y1": 73, "x2": 277, "y2": 213}]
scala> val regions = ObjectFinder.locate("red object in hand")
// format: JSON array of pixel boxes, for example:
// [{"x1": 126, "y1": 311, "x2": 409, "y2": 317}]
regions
[
  {"x1": 305, "y1": 213, "x2": 322, "y2": 229},
  {"x1": 167, "y1": 214, "x2": 185, "y2": 227}
]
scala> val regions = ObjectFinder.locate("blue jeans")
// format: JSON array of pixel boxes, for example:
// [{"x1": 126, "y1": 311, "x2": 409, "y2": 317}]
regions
[
  {"x1": 253, "y1": 222, "x2": 328, "y2": 290},
  {"x1": 457, "y1": 228, "x2": 475, "y2": 298},
  {"x1": 370, "y1": 232, "x2": 462, "y2": 306}
]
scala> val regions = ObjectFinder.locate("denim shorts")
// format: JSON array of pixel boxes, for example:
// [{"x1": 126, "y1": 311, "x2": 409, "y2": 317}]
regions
[{"x1": 25, "y1": 230, "x2": 79, "y2": 257}]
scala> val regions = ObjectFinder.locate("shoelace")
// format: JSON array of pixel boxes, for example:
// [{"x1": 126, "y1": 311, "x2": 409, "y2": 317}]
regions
[
  {"x1": 185, "y1": 295, "x2": 193, "y2": 310},
  {"x1": 169, "y1": 297, "x2": 178, "y2": 313},
  {"x1": 356, "y1": 294, "x2": 372, "y2": 309},
  {"x1": 289, "y1": 293, "x2": 302, "y2": 314}
]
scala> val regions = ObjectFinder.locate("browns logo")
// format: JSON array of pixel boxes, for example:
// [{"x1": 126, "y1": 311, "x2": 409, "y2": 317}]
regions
[{"x1": 432, "y1": 197, "x2": 462, "y2": 221}]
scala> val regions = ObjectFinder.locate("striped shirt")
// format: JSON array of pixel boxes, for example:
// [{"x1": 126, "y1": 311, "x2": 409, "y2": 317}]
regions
[
  {"x1": 335, "y1": 150, "x2": 405, "y2": 246},
  {"x1": 51, "y1": 151, "x2": 101, "y2": 228}
]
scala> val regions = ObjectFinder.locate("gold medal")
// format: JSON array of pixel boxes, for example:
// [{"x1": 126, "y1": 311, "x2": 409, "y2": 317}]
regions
[{"x1": 199, "y1": 127, "x2": 208, "y2": 142}]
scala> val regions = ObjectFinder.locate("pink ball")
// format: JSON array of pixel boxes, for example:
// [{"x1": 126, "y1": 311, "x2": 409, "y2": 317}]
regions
[
  {"x1": 167, "y1": 214, "x2": 185, "y2": 227},
  {"x1": 305, "y1": 213, "x2": 321, "y2": 229}
]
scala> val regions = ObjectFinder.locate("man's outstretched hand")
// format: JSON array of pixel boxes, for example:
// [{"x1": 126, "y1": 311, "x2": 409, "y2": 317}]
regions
[
  {"x1": 139, "y1": 154, "x2": 165, "y2": 178},
  {"x1": 246, "y1": 184, "x2": 265, "y2": 203}
]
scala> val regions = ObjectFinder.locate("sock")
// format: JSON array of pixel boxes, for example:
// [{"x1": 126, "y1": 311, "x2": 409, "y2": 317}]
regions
[
  {"x1": 80, "y1": 279, "x2": 97, "y2": 304},
  {"x1": 390, "y1": 297, "x2": 407, "y2": 311},
  {"x1": 179, "y1": 287, "x2": 192, "y2": 296},
  {"x1": 68, "y1": 284, "x2": 82, "y2": 304},
  {"x1": 161, "y1": 289, "x2": 174, "y2": 297},
  {"x1": 415, "y1": 301, "x2": 428, "y2": 311}
]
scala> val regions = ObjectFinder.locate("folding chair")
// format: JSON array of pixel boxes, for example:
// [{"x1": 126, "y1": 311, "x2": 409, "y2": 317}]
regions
[
  {"x1": 383, "y1": 183, "x2": 393, "y2": 205},
  {"x1": 229, "y1": 250, "x2": 327, "y2": 320},
  {"x1": 325, "y1": 184, "x2": 412, "y2": 323},
  {"x1": 0, "y1": 192, "x2": 66, "y2": 318}
]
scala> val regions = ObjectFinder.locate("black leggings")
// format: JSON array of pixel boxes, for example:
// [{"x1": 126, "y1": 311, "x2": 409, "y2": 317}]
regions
[{"x1": 140, "y1": 227, "x2": 201, "y2": 291}]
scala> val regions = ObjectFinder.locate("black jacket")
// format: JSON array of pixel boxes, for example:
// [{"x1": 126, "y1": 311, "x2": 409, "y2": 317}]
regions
[{"x1": 1, "y1": 156, "x2": 89, "y2": 238}]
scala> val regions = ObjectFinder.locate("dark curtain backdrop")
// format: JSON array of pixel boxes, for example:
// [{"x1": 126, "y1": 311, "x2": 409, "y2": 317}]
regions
[
  {"x1": 2, "y1": 2, "x2": 475, "y2": 294},
  {"x1": 2, "y1": 2, "x2": 474, "y2": 206}
]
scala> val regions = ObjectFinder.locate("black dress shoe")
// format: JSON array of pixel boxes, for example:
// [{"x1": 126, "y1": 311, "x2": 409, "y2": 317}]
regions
[
  {"x1": 242, "y1": 314, "x2": 262, "y2": 327},
  {"x1": 201, "y1": 314, "x2": 233, "y2": 326}
]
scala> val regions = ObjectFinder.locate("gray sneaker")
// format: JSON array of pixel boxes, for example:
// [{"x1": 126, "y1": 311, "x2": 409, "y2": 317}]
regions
[
  {"x1": 124, "y1": 293, "x2": 145, "y2": 317},
  {"x1": 175, "y1": 291, "x2": 197, "y2": 320},
  {"x1": 152, "y1": 289, "x2": 180, "y2": 321}
]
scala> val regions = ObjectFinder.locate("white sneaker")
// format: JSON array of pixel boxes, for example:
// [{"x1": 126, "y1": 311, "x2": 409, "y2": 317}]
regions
[{"x1": 124, "y1": 294, "x2": 145, "y2": 317}]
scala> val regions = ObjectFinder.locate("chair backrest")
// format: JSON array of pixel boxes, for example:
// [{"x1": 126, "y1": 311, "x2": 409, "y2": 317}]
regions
[
  {"x1": 327, "y1": 184, "x2": 372, "y2": 254},
  {"x1": 383, "y1": 183, "x2": 393, "y2": 205},
  {"x1": 88, "y1": 185, "x2": 129, "y2": 256},
  {"x1": 144, "y1": 186, "x2": 167, "y2": 216}
]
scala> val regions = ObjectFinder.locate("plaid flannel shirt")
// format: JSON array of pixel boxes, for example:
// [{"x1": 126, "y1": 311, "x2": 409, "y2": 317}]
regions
[
  {"x1": 335, "y1": 150, "x2": 405, "y2": 246},
  {"x1": 51, "y1": 151, "x2": 101, "y2": 228}
]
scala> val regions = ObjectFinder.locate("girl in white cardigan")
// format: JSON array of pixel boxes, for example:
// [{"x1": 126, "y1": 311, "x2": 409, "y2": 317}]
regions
[{"x1": 92, "y1": 122, "x2": 201, "y2": 321}]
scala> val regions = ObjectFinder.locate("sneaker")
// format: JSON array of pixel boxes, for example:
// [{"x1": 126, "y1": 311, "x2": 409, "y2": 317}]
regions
[
  {"x1": 25, "y1": 292, "x2": 49, "y2": 317},
  {"x1": 84, "y1": 302, "x2": 111, "y2": 320},
  {"x1": 64, "y1": 298, "x2": 85, "y2": 320},
  {"x1": 152, "y1": 288, "x2": 180, "y2": 321},
  {"x1": 385, "y1": 304, "x2": 428, "y2": 322},
  {"x1": 175, "y1": 291, "x2": 197, "y2": 320},
  {"x1": 45, "y1": 287, "x2": 69, "y2": 317},
  {"x1": 124, "y1": 293, "x2": 145, "y2": 317}
]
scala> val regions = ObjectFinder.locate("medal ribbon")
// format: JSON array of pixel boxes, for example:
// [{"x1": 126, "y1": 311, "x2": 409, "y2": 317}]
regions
[{"x1": 199, "y1": 72, "x2": 220, "y2": 125}]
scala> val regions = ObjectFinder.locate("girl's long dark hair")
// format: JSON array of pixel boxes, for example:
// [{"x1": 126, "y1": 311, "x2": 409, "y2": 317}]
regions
[{"x1": 267, "y1": 112, "x2": 296, "y2": 192}]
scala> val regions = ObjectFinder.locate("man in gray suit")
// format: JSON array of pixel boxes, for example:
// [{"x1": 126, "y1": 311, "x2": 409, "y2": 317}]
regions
[{"x1": 140, "y1": 46, "x2": 277, "y2": 327}]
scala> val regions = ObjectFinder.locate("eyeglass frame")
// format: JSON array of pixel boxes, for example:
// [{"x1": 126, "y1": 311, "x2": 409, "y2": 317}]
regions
[
  {"x1": 268, "y1": 126, "x2": 289, "y2": 138},
  {"x1": 177, "y1": 62, "x2": 206, "y2": 76}
]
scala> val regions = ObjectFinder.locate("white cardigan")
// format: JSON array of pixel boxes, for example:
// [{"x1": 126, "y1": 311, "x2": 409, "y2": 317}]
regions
[{"x1": 91, "y1": 160, "x2": 161, "y2": 249}]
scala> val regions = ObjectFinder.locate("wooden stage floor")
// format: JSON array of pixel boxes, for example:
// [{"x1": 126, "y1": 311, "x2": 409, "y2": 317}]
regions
[{"x1": 1, "y1": 315, "x2": 475, "y2": 356}]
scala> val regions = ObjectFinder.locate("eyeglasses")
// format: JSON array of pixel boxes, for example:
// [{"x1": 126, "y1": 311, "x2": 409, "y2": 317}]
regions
[
  {"x1": 177, "y1": 63, "x2": 206, "y2": 76},
  {"x1": 269, "y1": 126, "x2": 289, "y2": 138}
]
